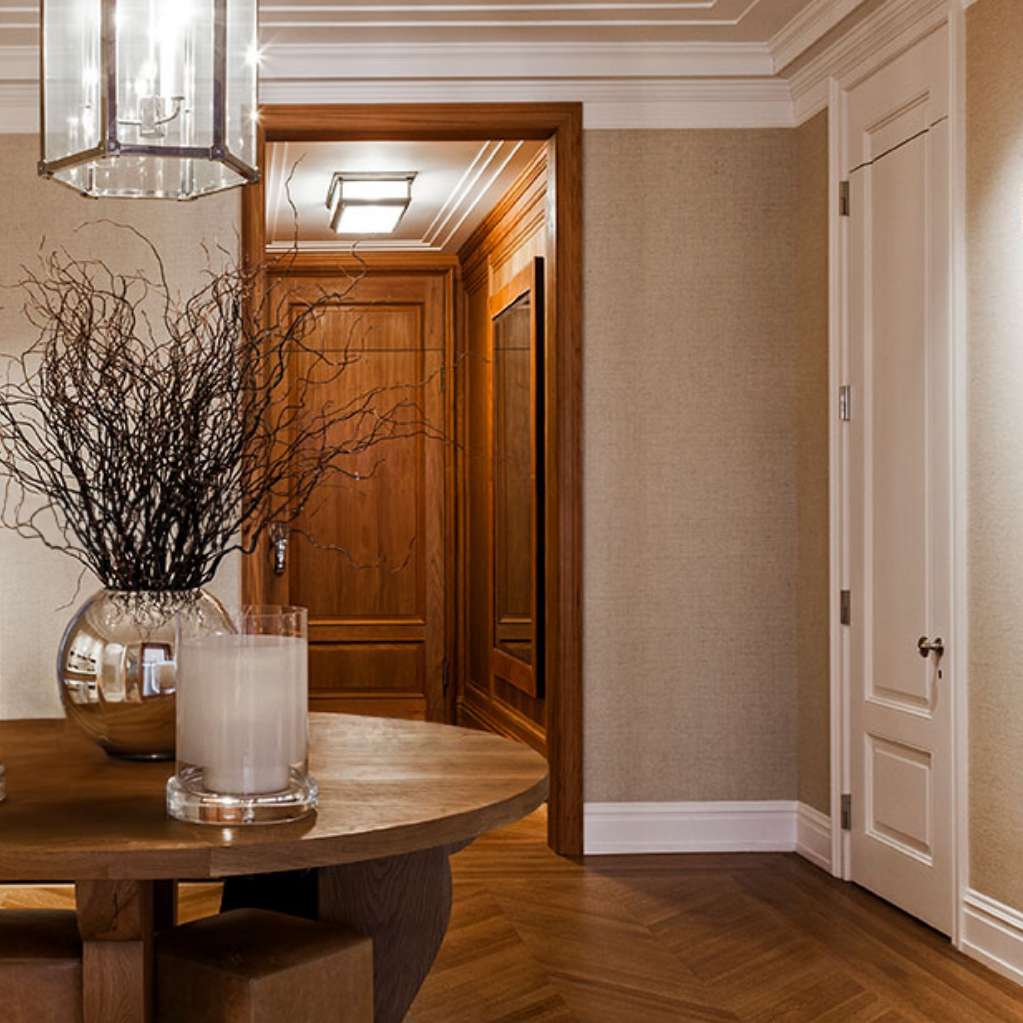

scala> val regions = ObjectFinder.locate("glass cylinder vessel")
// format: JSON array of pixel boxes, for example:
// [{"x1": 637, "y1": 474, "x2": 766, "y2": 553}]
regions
[
  {"x1": 38, "y1": 0, "x2": 259, "y2": 199},
  {"x1": 166, "y1": 605, "x2": 318, "y2": 826},
  {"x1": 58, "y1": 588, "x2": 232, "y2": 760}
]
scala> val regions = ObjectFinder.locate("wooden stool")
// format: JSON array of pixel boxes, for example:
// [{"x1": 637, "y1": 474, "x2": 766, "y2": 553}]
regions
[
  {"x1": 0, "y1": 909, "x2": 83, "y2": 1022},
  {"x1": 157, "y1": 908, "x2": 373, "y2": 1023}
]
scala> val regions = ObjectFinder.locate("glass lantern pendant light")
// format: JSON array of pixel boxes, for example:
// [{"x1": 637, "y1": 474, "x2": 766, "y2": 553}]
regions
[{"x1": 38, "y1": 0, "x2": 260, "y2": 199}]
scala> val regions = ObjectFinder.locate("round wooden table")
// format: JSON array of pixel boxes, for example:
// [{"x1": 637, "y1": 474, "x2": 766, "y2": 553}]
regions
[{"x1": 0, "y1": 713, "x2": 549, "y2": 1023}]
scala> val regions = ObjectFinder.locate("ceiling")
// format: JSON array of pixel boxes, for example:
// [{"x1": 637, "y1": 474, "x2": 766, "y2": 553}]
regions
[
  {"x1": 265, "y1": 139, "x2": 545, "y2": 252},
  {"x1": 0, "y1": 0, "x2": 876, "y2": 131},
  {"x1": 255, "y1": 0, "x2": 817, "y2": 44},
  {"x1": 0, "y1": 0, "x2": 859, "y2": 47}
]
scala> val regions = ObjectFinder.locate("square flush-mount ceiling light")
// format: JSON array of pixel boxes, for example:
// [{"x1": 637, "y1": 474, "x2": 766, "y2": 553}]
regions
[{"x1": 326, "y1": 172, "x2": 417, "y2": 234}]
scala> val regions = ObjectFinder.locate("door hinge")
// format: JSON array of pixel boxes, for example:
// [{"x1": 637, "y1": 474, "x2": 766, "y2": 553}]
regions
[
  {"x1": 840, "y1": 589, "x2": 851, "y2": 626},
  {"x1": 841, "y1": 793, "x2": 852, "y2": 831},
  {"x1": 839, "y1": 179, "x2": 851, "y2": 217},
  {"x1": 839, "y1": 384, "x2": 851, "y2": 422}
]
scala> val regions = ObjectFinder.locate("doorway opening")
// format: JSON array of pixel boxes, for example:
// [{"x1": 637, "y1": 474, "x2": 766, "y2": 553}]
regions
[{"x1": 241, "y1": 104, "x2": 583, "y2": 857}]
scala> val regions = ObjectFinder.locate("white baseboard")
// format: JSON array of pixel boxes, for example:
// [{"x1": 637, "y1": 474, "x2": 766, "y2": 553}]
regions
[
  {"x1": 796, "y1": 803, "x2": 833, "y2": 872},
  {"x1": 584, "y1": 800, "x2": 832, "y2": 865},
  {"x1": 961, "y1": 890, "x2": 1023, "y2": 986}
]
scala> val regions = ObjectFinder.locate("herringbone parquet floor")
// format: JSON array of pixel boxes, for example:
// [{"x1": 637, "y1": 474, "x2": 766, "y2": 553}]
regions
[
  {"x1": 410, "y1": 810, "x2": 1023, "y2": 1023},
  {"x1": 4, "y1": 809, "x2": 1021, "y2": 1022}
]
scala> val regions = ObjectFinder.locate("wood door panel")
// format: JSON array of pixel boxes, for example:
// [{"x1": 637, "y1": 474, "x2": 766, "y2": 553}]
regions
[
  {"x1": 289, "y1": 311, "x2": 439, "y2": 620},
  {"x1": 272, "y1": 271, "x2": 450, "y2": 722},
  {"x1": 309, "y1": 642, "x2": 425, "y2": 694}
]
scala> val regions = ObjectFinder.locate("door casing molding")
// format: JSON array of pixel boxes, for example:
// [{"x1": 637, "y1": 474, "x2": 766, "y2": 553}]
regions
[
  {"x1": 828, "y1": 0, "x2": 968, "y2": 949},
  {"x1": 240, "y1": 103, "x2": 584, "y2": 858}
]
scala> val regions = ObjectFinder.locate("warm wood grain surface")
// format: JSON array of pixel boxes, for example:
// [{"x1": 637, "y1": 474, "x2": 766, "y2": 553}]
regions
[
  {"x1": 9, "y1": 810, "x2": 1021, "y2": 1022},
  {"x1": 0, "y1": 714, "x2": 548, "y2": 881},
  {"x1": 411, "y1": 811, "x2": 1023, "y2": 1023}
]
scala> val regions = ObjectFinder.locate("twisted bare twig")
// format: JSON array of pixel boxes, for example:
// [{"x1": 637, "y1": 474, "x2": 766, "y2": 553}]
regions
[{"x1": 0, "y1": 222, "x2": 442, "y2": 592}]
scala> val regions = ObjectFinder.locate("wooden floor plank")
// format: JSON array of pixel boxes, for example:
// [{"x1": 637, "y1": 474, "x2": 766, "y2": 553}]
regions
[{"x1": 3, "y1": 810, "x2": 1021, "y2": 1023}]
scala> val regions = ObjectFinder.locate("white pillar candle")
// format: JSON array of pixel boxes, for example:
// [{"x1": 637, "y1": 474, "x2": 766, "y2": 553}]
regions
[{"x1": 177, "y1": 634, "x2": 308, "y2": 796}]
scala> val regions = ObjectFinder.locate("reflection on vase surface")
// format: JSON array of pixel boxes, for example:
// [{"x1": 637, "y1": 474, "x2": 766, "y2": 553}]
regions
[{"x1": 58, "y1": 589, "x2": 231, "y2": 760}]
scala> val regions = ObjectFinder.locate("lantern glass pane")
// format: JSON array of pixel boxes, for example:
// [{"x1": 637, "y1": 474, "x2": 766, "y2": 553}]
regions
[
  {"x1": 41, "y1": 0, "x2": 259, "y2": 198},
  {"x1": 115, "y1": 0, "x2": 216, "y2": 152},
  {"x1": 227, "y1": 0, "x2": 259, "y2": 171},
  {"x1": 43, "y1": 0, "x2": 102, "y2": 163}
]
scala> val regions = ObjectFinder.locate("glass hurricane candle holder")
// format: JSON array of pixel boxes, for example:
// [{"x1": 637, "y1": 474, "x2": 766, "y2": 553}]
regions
[{"x1": 166, "y1": 605, "x2": 317, "y2": 825}]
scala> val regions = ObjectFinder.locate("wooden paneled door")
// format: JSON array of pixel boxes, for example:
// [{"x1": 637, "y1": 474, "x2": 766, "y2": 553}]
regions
[{"x1": 260, "y1": 268, "x2": 452, "y2": 722}]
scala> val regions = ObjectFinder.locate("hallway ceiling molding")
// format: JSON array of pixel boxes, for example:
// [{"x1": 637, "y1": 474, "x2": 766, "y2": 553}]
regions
[
  {"x1": 265, "y1": 138, "x2": 544, "y2": 251},
  {"x1": 259, "y1": 78, "x2": 795, "y2": 129},
  {"x1": 0, "y1": 0, "x2": 944, "y2": 132},
  {"x1": 787, "y1": 0, "x2": 950, "y2": 123},
  {"x1": 0, "y1": 0, "x2": 846, "y2": 46}
]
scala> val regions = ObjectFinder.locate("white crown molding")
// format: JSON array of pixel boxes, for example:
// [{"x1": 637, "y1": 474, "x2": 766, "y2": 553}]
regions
[
  {"x1": 0, "y1": 73, "x2": 794, "y2": 132},
  {"x1": 260, "y1": 77, "x2": 794, "y2": 128},
  {"x1": 0, "y1": 2, "x2": 867, "y2": 83},
  {"x1": 0, "y1": 81, "x2": 35, "y2": 132},
  {"x1": 961, "y1": 890, "x2": 1023, "y2": 987},
  {"x1": 0, "y1": 0, "x2": 829, "y2": 34},
  {"x1": 267, "y1": 238, "x2": 442, "y2": 252},
  {"x1": 789, "y1": 0, "x2": 948, "y2": 124},
  {"x1": 261, "y1": 39, "x2": 775, "y2": 78},
  {"x1": 0, "y1": 44, "x2": 34, "y2": 80},
  {"x1": 3, "y1": 0, "x2": 956, "y2": 133},
  {"x1": 769, "y1": 0, "x2": 868, "y2": 73}
]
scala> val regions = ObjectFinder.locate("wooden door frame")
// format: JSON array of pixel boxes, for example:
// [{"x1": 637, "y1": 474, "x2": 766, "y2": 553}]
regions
[{"x1": 240, "y1": 103, "x2": 583, "y2": 858}]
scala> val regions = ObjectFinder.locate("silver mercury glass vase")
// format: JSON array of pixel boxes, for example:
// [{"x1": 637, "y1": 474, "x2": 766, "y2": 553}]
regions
[{"x1": 57, "y1": 589, "x2": 232, "y2": 760}]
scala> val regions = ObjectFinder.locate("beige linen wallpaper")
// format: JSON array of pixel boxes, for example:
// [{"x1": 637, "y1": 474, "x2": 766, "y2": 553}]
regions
[
  {"x1": 966, "y1": 0, "x2": 1023, "y2": 908},
  {"x1": 583, "y1": 127, "x2": 829, "y2": 803},
  {"x1": 795, "y1": 112, "x2": 831, "y2": 816},
  {"x1": 0, "y1": 135, "x2": 240, "y2": 719}
]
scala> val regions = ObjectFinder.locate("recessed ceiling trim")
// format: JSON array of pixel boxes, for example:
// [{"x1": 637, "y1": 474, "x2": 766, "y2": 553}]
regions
[
  {"x1": 266, "y1": 141, "x2": 294, "y2": 244},
  {"x1": 770, "y1": 0, "x2": 870, "y2": 72},
  {"x1": 258, "y1": 0, "x2": 767, "y2": 29},
  {"x1": 264, "y1": 138, "x2": 543, "y2": 252},
  {"x1": 434, "y1": 139, "x2": 525, "y2": 250},
  {"x1": 0, "y1": 0, "x2": 827, "y2": 34},
  {"x1": 422, "y1": 140, "x2": 504, "y2": 245}
]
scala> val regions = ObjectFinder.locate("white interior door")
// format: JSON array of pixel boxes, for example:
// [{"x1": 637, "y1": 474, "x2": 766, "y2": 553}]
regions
[{"x1": 845, "y1": 26, "x2": 953, "y2": 935}]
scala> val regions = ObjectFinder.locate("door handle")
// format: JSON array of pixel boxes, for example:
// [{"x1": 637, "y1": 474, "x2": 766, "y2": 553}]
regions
[
  {"x1": 270, "y1": 524, "x2": 289, "y2": 576},
  {"x1": 917, "y1": 635, "x2": 944, "y2": 659}
]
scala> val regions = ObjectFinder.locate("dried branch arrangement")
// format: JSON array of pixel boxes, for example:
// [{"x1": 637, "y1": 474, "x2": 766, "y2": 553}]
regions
[{"x1": 0, "y1": 224, "x2": 439, "y2": 592}]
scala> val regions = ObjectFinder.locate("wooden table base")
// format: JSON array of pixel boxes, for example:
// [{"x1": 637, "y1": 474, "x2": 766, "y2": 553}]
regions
[{"x1": 221, "y1": 844, "x2": 457, "y2": 1023}]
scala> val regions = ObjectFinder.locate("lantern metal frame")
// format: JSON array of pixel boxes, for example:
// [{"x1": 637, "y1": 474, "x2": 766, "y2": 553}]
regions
[{"x1": 37, "y1": 0, "x2": 260, "y2": 198}]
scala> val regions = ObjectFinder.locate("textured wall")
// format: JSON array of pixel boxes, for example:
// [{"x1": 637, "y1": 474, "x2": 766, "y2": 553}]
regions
[
  {"x1": 0, "y1": 135, "x2": 240, "y2": 719},
  {"x1": 966, "y1": 0, "x2": 1023, "y2": 907},
  {"x1": 795, "y1": 112, "x2": 831, "y2": 815},
  {"x1": 582, "y1": 129, "x2": 806, "y2": 803}
]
